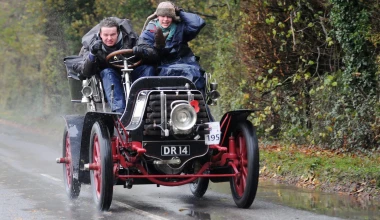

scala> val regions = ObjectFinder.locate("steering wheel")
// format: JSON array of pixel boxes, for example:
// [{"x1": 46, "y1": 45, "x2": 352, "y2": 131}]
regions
[{"x1": 105, "y1": 49, "x2": 142, "y2": 69}]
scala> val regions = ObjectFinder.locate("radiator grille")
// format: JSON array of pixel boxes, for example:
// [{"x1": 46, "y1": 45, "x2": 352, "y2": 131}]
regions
[{"x1": 143, "y1": 91, "x2": 209, "y2": 136}]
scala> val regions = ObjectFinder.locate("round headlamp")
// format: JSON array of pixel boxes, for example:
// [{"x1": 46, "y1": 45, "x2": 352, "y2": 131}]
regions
[
  {"x1": 81, "y1": 86, "x2": 93, "y2": 97},
  {"x1": 170, "y1": 103, "x2": 197, "y2": 132}
]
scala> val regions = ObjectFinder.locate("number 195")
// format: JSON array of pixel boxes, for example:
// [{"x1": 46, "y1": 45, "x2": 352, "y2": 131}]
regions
[{"x1": 206, "y1": 134, "x2": 220, "y2": 142}]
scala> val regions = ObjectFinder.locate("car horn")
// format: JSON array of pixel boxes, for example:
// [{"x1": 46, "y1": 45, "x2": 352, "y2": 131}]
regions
[{"x1": 207, "y1": 82, "x2": 220, "y2": 106}]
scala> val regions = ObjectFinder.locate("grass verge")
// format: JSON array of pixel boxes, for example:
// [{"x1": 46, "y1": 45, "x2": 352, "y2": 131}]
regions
[{"x1": 260, "y1": 143, "x2": 380, "y2": 201}]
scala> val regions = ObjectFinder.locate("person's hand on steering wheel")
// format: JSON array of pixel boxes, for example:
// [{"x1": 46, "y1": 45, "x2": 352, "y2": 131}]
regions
[{"x1": 132, "y1": 46, "x2": 144, "y2": 58}]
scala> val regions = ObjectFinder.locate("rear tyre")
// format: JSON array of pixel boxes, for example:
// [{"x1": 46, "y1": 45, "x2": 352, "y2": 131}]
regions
[
  {"x1": 229, "y1": 121, "x2": 259, "y2": 208},
  {"x1": 89, "y1": 121, "x2": 113, "y2": 211},
  {"x1": 189, "y1": 177, "x2": 209, "y2": 198},
  {"x1": 62, "y1": 127, "x2": 81, "y2": 199}
]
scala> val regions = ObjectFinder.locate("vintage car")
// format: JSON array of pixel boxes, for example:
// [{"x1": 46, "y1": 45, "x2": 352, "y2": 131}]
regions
[{"x1": 57, "y1": 49, "x2": 259, "y2": 211}]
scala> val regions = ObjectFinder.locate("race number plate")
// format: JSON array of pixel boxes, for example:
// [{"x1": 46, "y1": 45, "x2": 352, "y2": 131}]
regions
[
  {"x1": 161, "y1": 145, "x2": 190, "y2": 156},
  {"x1": 205, "y1": 122, "x2": 221, "y2": 145}
]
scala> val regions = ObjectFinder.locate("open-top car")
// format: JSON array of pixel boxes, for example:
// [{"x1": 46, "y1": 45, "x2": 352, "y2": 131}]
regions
[{"x1": 57, "y1": 48, "x2": 259, "y2": 211}]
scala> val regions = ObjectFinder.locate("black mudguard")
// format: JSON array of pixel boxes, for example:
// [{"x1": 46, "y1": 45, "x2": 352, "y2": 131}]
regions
[
  {"x1": 219, "y1": 110, "x2": 256, "y2": 147},
  {"x1": 62, "y1": 115, "x2": 85, "y2": 184},
  {"x1": 63, "y1": 112, "x2": 116, "y2": 184}
]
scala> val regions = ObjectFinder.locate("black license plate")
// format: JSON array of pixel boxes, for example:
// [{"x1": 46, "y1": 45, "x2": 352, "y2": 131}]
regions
[{"x1": 161, "y1": 145, "x2": 190, "y2": 156}]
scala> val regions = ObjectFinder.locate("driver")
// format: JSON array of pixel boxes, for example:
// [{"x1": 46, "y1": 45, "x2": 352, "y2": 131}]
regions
[{"x1": 76, "y1": 17, "x2": 155, "y2": 113}]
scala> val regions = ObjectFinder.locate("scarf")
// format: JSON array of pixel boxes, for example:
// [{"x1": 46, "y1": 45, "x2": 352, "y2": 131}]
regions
[{"x1": 155, "y1": 20, "x2": 177, "y2": 41}]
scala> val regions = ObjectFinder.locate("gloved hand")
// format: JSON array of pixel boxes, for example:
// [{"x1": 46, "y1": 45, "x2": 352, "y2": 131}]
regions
[
  {"x1": 133, "y1": 46, "x2": 144, "y2": 58},
  {"x1": 174, "y1": 6, "x2": 183, "y2": 16},
  {"x1": 154, "y1": 27, "x2": 166, "y2": 49},
  {"x1": 89, "y1": 39, "x2": 103, "y2": 55}
]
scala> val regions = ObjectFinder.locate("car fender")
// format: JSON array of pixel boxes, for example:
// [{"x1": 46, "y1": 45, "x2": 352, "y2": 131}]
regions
[
  {"x1": 219, "y1": 110, "x2": 256, "y2": 147},
  {"x1": 62, "y1": 115, "x2": 85, "y2": 183},
  {"x1": 63, "y1": 112, "x2": 116, "y2": 184},
  {"x1": 80, "y1": 112, "x2": 117, "y2": 183}
]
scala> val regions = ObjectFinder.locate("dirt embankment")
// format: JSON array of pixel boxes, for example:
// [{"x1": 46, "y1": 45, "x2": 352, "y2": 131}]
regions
[{"x1": 260, "y1": 144, "x2": 380, "y2": 202}]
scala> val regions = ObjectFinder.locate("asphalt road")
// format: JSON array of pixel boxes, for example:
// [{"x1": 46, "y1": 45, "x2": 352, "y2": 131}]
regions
[{"x1": 0, "y1": 122, "x2": 343, "y2": 220}]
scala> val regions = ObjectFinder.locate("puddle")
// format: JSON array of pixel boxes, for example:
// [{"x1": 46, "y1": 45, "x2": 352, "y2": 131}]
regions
[
  {"x1": 209, "y1": 180, "x2": 380, "y2": 220},
  {"x1": 179, "y1": 208, "x2": 211, "y2": 220}
]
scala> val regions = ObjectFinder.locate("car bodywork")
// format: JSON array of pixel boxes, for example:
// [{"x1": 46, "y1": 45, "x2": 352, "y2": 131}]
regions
[{"x1": 57, "y1": 50, "x2": 260, "y2": 211}]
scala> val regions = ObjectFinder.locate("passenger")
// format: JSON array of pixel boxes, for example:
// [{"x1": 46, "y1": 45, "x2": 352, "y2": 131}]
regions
[
  {"x1": 76, "y1": 17, "x2": 155, "y2": 113},
  {"x1": 132, "y1": 1, "x2": 206, "y2": 90}
]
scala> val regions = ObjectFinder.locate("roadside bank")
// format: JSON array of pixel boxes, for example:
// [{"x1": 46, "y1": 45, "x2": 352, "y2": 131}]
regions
[{"x1": 259, "y1": 143, "x2": 380, "y2": 202}]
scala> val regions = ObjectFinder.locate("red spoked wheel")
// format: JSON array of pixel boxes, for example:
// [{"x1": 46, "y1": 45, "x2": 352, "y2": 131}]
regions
[
  {"x1": 229, "y1": 121, "x2": 259, "y2": 208},
  {"x1": 62, "y1": 127, "x2": 81, "y2": 199},
  {"x1": 89, "y1": 121, "x2": 113, "y2": 211}
]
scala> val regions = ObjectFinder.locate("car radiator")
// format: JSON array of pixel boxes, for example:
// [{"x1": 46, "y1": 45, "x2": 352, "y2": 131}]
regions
[{"x1": 143, "y1": 90, "x2": 209, "y2": 136}]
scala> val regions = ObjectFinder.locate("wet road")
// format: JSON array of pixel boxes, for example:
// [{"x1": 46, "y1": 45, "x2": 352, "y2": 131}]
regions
[{"x1": 0, "y1": 122, "x2": 350, "y2": 220}]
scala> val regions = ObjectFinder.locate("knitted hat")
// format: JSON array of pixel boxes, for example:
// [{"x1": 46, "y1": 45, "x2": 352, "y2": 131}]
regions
[
  {"x1": 140, "y1": 1, "x2": 181, "y2": 34},
  {"x1": 155, "y1": 2, "x2": 180, "y2": 21}
]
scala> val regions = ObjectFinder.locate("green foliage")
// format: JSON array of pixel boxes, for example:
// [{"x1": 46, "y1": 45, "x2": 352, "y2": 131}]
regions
[
  {"x1": 238, "y1": 0, "x2": 379, "y2": 149},
  {"x1": 205, "y1": 0, "x2": 249, "y2": 118},
  {"x1": 0, "y1": 0, "x2": 71, "y2": 116},
  {"x1": 239, "y1": 0, "x2": 339, "y2": 142},
  {"x1": 329, "y1": 0, "x2": 378, "y2": 148}
]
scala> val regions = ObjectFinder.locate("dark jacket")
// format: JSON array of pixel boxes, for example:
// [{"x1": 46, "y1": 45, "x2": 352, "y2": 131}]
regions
[
  {"x1": 137, "y1": 11, "x2": 205, "y2": 65},
  {"x1": 75, "y1": 17, "x2": 138, "y2": 78}
]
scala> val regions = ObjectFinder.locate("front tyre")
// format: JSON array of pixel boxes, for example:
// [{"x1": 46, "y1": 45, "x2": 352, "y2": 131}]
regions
[
  {"x1": 62, "y1": 127, "x2": 81, "y2": 199},
  {"x1": 229, "y1": 121, "x2": 259, "y2": 208},
  {"x1": 189, "y1": 177, "x2": 209, "y2": 198},
  {"x1": 89, "y1": 121, "x2": 113, "y2": 211}
]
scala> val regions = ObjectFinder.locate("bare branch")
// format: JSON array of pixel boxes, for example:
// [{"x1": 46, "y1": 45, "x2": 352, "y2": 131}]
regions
[
  {"x1": 209, "y1": 4, "x2": 227, "y2": 8},
  {"x1": 314, "y1": 47, "x2": 321, "y2": 77},
  {"x1": 290, "y1": 13, "x2": 297, "y2": 51},
  {"x1": 261, "y1": 76, "x2": 293, "y2": 97},
  {"x1": 319, "y1": 16, "x2": 328, "y2": 37},
  {"x1": 186, "y1": 10, "x2": 217, "y2": 19}
]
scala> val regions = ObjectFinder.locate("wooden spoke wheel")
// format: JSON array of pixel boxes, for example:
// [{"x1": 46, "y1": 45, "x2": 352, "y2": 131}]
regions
[
  {"x1": 89, "y1": 121, "x2": 114, "y2": 211},
  {"x1": 62, "y1": 127, "x2": 81, "y2": 199},
  {"x1": 229, "y1": 121, "x2": 259, "y2": 208}
]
